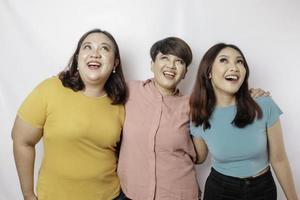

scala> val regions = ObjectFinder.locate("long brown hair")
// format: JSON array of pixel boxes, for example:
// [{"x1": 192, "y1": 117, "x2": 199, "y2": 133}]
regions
[
  {"x1": 59, "y1": 28, "x2": 127, "y2": 104},
  {"x1": 190, "y1": 43, "x2": 262, "y2": 130}
]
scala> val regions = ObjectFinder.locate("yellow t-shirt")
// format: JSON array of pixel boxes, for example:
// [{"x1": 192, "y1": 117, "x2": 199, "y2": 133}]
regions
[{"x1": 18, "y1": 77, "x2": 124, "y2": 200}]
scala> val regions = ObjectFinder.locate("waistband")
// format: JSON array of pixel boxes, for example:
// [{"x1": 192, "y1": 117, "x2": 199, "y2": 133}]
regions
[{"x1": 210, "y1": 167, "x2": 272, "y2": 185}]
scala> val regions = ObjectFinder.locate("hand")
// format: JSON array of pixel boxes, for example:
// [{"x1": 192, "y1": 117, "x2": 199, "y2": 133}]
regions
[
  {"x1": 249, "y1": 88, "x2": 270, "y2": 98},
  {"x1": 198, "y1": 188, "x2": 202, "y2": 200},
  {"x1": 24, "y1": 194, "x2": 38, "y2": 200}
]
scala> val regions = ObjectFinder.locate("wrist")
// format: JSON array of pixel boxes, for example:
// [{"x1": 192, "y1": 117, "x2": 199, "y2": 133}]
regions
[{"x1": 23, "y1": 192, "x2": 37, "y2": 200}]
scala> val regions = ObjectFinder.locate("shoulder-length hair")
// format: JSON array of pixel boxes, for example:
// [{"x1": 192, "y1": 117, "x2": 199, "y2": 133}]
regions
[
  {"x1": 190, "y1": 43, "x2": 262, "y2": 130},
  {"x1": 59, "y1": 28, "x2": 127, "y2": 104}
]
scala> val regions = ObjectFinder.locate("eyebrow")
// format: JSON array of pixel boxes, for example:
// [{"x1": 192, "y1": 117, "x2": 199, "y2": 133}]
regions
[
  {"x1": 100, "y1": 43, "x2": 112, "y2": 48},
  {"x1": 82, "y1": 42, "x2": 112, "y2": 48},
  {"x1": 218, "y1": 55, "x2": 229, "y2": 58},
  {"x1": 82, "y1": 42, "x2": 92, "y2": 46},
  {"x1": 159, "y1": 53, "x2": 183, "y2": 60},
  {"x1": 218, "y1": 55, "x2": 243, "y2": 59},
  {"x1": 175, "y1": 57, "x2": 184, "y2": 62}
]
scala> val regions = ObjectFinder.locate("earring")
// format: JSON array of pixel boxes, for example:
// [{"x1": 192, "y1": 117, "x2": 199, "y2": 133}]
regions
[{"x1": 112, "y1": 68, "x2": 116, "y2": 73}]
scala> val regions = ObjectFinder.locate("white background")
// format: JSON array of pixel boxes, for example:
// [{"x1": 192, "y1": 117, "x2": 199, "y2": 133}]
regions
[{"x1": 1, "y1": 0, "x2": 299, "y2": 199}]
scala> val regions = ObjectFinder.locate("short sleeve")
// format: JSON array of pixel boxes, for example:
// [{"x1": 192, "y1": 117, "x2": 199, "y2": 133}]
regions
[
  {"x1": 189, "y1": 121, "x2": 204, "y2": 139},
  {"x1": 257, "y1": 97, "x2": 283, "y2": 128},
  {"x1": 18, "y1": 79, "x2": 49, "y2": 128}
]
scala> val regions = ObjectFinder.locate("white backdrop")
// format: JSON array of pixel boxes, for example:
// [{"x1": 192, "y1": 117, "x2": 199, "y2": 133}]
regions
[{"x1": 1, "y1": 0, "x2": 299, "y2": 199}]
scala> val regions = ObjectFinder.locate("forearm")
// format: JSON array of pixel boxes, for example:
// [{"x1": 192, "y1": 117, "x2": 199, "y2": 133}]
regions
[
  {"x1": 192, "y1": 137, "x2": 208, "y2": 164},
  {"x1": 13, "y1": 142, "x2": 37, "y2": 199},
  {"x1": 271, "y1": 158, "x2": 298, "y2": 200}
]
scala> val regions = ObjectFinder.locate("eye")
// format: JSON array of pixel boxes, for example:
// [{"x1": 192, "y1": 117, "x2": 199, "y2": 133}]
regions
[
  {"x1": 160, "y1": 55, "x2": 168, "y2": 60},
  {"x1": 237, "y1": 59, "x2": 244, "y2": 65},
  {"x1": 219, "y1": 58, "x2": 228, "y2": 63},
  {"x1": 83, "y1": 44, "x2": 92, "y2": 50},
  {"x1": 101, "y1": 46, "x2": 110, "y2": 51},
  {"x1": 176, "y1": 59, "x2": 185, "y2": 65}
]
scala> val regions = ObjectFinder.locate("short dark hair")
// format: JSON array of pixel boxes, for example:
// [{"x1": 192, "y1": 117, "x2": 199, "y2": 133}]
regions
[
  {"x1": 190, "y1": 43, "x2": 262, "y2": 130},
  {"x1": 150, "y1": 37, "x2": 193, "y2": 66},
  {"x1": 59, "y1": 28, "x2": 127, "y2": 104}
]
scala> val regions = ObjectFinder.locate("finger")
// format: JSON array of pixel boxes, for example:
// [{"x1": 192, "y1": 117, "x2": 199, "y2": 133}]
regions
[
  {"x1": 249, "y1": 88, "x2": 257, "y2": 97},
  {"x1": 256, "y1": 90, "x2": 265, "y2": 98},
  {"x1": 263, "y1": 91, "x2": 270, "y2": 97},
  {"x1": 252, "y1": 89, "x2": 261, "y2": 98}
]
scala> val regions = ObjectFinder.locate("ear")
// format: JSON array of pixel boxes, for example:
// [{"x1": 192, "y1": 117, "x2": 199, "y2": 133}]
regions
[
  {"x1": 150, "y1": 61, "x2": 154, "y2": 73},
  {"x1": 182, "y1": 67, "x2": 188, "y2": 79},
  {"x1": 114, "y1": 58, "x2": 119, "y2": 68}
]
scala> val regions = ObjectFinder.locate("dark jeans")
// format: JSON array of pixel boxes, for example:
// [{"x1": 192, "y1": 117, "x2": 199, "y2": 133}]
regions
[
  {"x1": 113, "y1": 190, "x2": 130, "y2": 200},
  {"x1": 203, "y1": 167, "x2": 277, "y2": 200}
]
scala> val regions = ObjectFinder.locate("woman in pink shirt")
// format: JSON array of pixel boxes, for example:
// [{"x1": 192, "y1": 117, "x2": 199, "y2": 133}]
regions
[{"x1": 118, "y1": 37, "x2": 201, "y2": 200}]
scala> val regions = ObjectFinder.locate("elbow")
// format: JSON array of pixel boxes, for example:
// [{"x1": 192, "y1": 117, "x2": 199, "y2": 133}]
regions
[
  {"x1": 11, "y1": 135, "x2": 37, "y2": 148},
  {"x1": 270, "y1": 153, "x2": 288, "y2": 166},
  {"x1": 11, "y1": 130, "x2": 17, "y2": 141},
  {"x1": 11, "y1": 130, "x2": 17, "y2": 142}
]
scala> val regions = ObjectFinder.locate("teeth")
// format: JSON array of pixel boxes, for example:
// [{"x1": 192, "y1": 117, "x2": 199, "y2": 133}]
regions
[
  {"x1": 225, "y1": 75, "x2": 238, "y2": 80},
  {"x1": 87, "y1": 61, "x2": 101, "y2": 69},
  {"x1": 163, "y1": 71, "x2": 175, "y2": 76},
  {"x1": 88, "y1": 62, "x2": 100, "y2": 66}
]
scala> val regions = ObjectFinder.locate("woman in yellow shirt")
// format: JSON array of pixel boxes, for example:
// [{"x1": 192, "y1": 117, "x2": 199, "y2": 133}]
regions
[{"x1": 12, "y1": 29, "x2": 128, "y2": 200}]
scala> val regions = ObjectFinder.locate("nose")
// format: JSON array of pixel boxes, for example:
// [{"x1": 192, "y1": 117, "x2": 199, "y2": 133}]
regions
[
  {"x1": 91, "y1": 48, "x2": 101, "y2": 58},
  {"x1": 167, "y1": 60, "x2": 176, "y2": 69},
  {"x1": 229, "y1": 63, "x2": 239, "y2": 72}
]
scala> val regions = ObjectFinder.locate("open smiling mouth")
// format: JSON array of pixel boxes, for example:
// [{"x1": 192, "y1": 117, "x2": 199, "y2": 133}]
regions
[
  {"x1": 225, "y1": 75, "x2": 239, "y2": 81},
  {"x1": 87, "y1": 61, "x2": 101, "y2": 70},
  {"x1": 163, "y1": 71, "x2": 176, "y2": 79}
]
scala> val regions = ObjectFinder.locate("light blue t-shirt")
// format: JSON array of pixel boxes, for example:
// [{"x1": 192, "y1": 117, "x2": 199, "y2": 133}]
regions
[{"x1": 190, "y1": 96, "x2": 282, "y2": 177}]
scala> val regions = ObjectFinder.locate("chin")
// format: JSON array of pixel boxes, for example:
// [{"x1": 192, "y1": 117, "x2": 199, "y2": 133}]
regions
[
  {"x1": 220, "y1": 88, "x2": 238, "y2": 95},
  {"x1": 230, "y1": 90, "x2": 240, "y2": 95},
  {"x1": 165, "y1": 83, "x2": 178, "y2": 90}
]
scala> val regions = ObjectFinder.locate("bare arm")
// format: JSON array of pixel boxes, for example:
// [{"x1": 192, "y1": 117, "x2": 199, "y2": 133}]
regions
[
  {"x1": 12, "y1": 116, "x2": 43, "y2": 200},
  {"x1": 192, "y1": 137, "x2": 208, "y2": 164},
  {"x1": 268, "y1": 120, "x2": 298, "y2": 200}
]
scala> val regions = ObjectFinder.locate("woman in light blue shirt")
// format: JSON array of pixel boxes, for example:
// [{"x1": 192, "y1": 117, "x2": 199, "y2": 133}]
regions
[{"x1": 189, "y1": 43, "x2": 298, "y2": 199}]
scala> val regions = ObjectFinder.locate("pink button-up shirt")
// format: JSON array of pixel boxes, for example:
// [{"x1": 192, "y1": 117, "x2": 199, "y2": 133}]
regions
[{"x1": 118, "y1": 79, "x2": 199, "y2": 200}]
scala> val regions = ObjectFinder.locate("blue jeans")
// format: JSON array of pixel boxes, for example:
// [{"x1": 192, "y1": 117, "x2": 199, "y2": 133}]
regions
[{"x1": 203, "y1": 167, "x2": 277, "y2": 200}]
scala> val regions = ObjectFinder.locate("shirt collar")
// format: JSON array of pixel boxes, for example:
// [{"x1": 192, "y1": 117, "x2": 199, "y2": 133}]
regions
[{"x1": 142, "y1": 78, "x2": 182, "y2": 97}]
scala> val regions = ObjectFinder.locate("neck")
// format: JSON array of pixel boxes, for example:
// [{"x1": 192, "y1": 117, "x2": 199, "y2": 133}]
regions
[
  {"x1": 82, "y1": 84, "x2": 106, "y2": 97},
  {"x1": 154, "y1": 81, "x2": 177, "y2": 96},
  {"x1": 215, "y1": 90, "x2": 236, "y2": 107}
]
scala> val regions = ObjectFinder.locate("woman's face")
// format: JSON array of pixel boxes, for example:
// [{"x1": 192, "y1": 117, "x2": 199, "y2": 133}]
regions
[
  {"x1": 151, "y1": 52, "x2": 187, "y2": 95},
  {"x1": 77, "y1": 32, "x2": 117, "y2": 87},
  {"x1": 210, "y1": 47, "x2": 246, "y2": 97}
]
